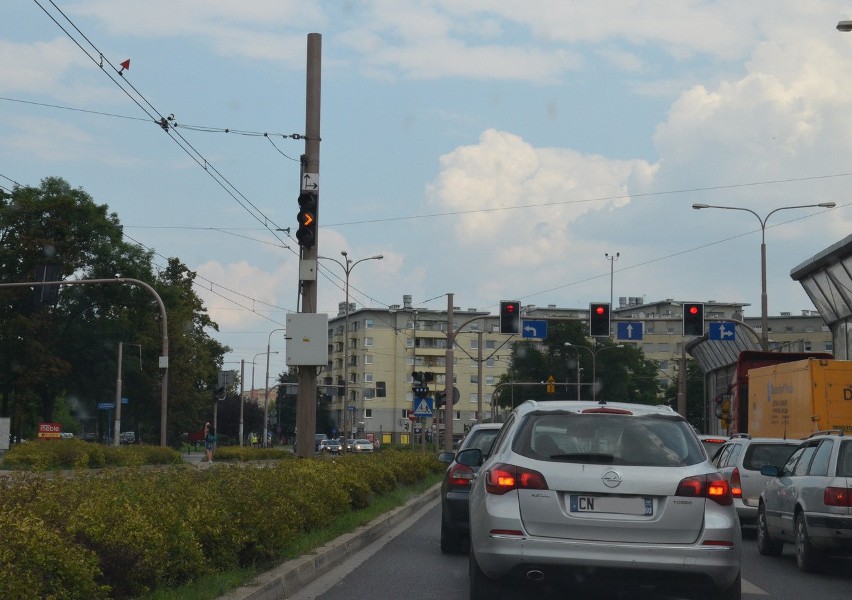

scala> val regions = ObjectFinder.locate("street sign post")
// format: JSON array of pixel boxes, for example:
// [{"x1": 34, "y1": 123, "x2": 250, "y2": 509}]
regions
[{"x1": 709, "y1": 322, "x2": 736, "y2": 341}]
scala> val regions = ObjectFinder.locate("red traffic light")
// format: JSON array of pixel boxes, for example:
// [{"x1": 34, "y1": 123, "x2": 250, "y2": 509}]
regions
[
  {"x1": 688, "y1": 305, "x2": 699, "y2": 315},
  {"x1": 595, "y1": 305, "x2": 606, "y2": 316}
]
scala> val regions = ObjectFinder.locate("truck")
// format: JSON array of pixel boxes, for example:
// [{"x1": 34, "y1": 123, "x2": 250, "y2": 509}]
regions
[
  {"x1": 724, "y1": 350, "x2": 833, "y2": 435},
  {"x1": 747, "y1": 358, "x2": 852, "y2": 439}
]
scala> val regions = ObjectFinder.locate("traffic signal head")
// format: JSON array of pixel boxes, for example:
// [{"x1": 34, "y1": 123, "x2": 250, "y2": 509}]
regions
[
  {"x1": 588, "y1": 302, "x2": 611, "y2": 337},
  {"x1": 296, "y1": 191, "x2": 317, "y2": 247},
  {"x1": 434, "y1": 390, "x2": 446, "y2": 409},
  {"x1": 499, "y1": 300, "x2": 521, "y2": 334},
  {"x1": 683, "y1": 302, "x2": 705, "y2": 336}
]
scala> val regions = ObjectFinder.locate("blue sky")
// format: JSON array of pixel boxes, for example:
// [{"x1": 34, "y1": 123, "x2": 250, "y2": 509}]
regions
[{"x1": 3, "y1": 1, "x2": 851, "y2": 373}]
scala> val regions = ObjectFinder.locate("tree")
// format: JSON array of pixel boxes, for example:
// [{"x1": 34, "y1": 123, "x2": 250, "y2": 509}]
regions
[
  {"x1": 493, "y1": 321, "x2": 662, "y2": 411},
  {"x1": 663, "y1": 360, "x2": 706, "y2": 432},
  {"x1": 0, "y1": 177, "x2": 227, "y2": 445}
]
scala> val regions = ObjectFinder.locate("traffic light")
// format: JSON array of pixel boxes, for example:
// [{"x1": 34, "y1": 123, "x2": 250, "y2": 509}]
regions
[
  {"x1": 296, "y1": 190, "x2": 317, "y2": 247},
  {"x1": 499, "y1": 300, "x2": 521, "y2": 334},
  {"x1": 683, "y1": 302, "x2": 705, "y2": 336},
  {"x1": 434, "y1": 390, "x2": 447, "y2": 409},
  {"x1": 412, "y1": 371, "x2": 432, "y2": 398},
  {"x1": 588, "y1": 302, "x2": 611, "y2": 337}
]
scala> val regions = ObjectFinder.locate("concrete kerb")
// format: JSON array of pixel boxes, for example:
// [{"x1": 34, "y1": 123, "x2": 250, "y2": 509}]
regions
[{"x1": 218, "y1": 483, "x2": 441, "y2": 600}]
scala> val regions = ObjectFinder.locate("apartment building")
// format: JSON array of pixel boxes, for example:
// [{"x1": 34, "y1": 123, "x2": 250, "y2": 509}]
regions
[{"x1": 317, "y1": 295, "x2": 833, "y2": 445}]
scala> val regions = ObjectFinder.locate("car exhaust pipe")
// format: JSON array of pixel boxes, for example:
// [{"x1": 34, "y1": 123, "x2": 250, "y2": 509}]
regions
[{"x1": 526, "y1": 569, "x2": 545, "y2": 582}]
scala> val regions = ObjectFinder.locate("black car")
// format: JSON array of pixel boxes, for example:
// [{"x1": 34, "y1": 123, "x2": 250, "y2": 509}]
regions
[{"x1": 438, "y1": 422, "x2": 503, "y2": 554}]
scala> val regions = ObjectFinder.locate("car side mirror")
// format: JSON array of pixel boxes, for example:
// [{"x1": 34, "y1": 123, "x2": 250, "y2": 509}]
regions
[
  {"x1": 437, "y1": 451, "x2": 455, "y2": 464},
  {"x1": 760, "y1": 464, "x2": 780, "y2": 477},
  {"x1": 456, "y1": 448, "x2": 483, "y2": 467}
]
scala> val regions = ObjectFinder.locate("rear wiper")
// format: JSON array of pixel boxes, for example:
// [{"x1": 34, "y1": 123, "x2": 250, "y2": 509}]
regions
[{"x1": 547, "y1": 453, "x2": 614, "y2": 464}]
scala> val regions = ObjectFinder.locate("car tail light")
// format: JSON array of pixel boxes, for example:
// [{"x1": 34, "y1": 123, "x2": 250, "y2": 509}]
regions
[
  {"x1": 730, "y1": 467, "x2": 742, "y2": 498},
  {"x1": 824, "y1": 486, "x2": 852, "y2": 507},
  {"x1": 484, "y1": 463, "x2": 548, "y2": 495},
  {"x1": 676, "y1": 473, "x2": 732, "y2": 506},
  {"x1": 447, "y1": 463, "x2": 475, "y2": 487}
]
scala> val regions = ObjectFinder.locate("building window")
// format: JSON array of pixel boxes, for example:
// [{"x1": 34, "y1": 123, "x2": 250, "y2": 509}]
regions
[
  {"x1": 363, "y1": 336, "x2": 373, "y2": 347},
  {"x1": 470, "y1": 374, "x2": 478, "y2": 384},
  {"x1": 364, "y1": 373, "x2": 373, "y2": 383},
  {"x1": 364, "y1": 388, "x2": 375, "y2": 399},
  {"x1": 454, "y1": 410, "x2": 461, "y2": 421},
  {"x1": 469, "y1": 393, "x2": 478, "y2": 403},
  {"x1": 485, "y1": 339, "x2": 496, "y2": 349},
  {"x1": 470, "y1": 412, "x2": 478, "y2": 422},
  {"x1": 470, "y1": 339, "x2": 479, "y2": 350},
  {"x1": 365, "y1": 408, "x2": 372, "y2": 418},
  {"x1": 376, "y1": 382, "x2": 386, "y2": 397},
  {"x1": 364, "y1": 354, "x2": 373, "y2": 364},
  {"x1": 485, "y1": 358, "x2": 495, "y2": 367},
  {"x1": 485, "y1": 376, "x2": 495, "y2": 385},
  {"x1": 365, "y1": 319, "x2": 374, "y2": 328}
]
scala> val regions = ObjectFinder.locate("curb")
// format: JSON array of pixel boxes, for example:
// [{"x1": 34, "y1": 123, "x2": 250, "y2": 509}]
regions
[{"x1": 218, "y1": 483, "x2": 441, "y2": 600}]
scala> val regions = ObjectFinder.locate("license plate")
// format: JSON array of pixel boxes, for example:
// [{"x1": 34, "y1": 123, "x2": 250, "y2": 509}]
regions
[{"x1": 569, "y1": 495, "x2": 653, "y2": 516}]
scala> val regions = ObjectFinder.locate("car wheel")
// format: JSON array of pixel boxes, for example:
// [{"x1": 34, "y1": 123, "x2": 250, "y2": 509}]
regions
[
  {"x1": 711, "y1": 572, "x2": 741, "y2": 600},
  {"x1": 795, "y1": 511, "x2": 823, "y2": 573},
  {"x1": 469, "y1": 548, "x2": 503, "y2": 600},
  {"x1": 756, "y1": 504, "x2": 783, "y2": 557},
  {"x1": 440, "y1": 520, "x2": 464, "y2": 554}
]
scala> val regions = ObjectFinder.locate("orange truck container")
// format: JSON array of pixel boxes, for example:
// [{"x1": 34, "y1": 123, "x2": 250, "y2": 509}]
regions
[{"x1": 747, "y1": 358, "x2": 852, "y2": 439}]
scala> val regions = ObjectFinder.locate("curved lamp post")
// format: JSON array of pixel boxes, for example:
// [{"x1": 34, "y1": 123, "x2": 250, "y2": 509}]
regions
[
  {"x1": 692, "y1": 202, "x2": 835, "y2": 350},
  {"x1": 318, "y1": 252, "x2": 383, "y2": 445},
  {"x1": 565, "y1": 343, "x2": 624, "y2": 401},
  {"x1": 264, "y1": 328, "x2": 287, "y2": 447}
]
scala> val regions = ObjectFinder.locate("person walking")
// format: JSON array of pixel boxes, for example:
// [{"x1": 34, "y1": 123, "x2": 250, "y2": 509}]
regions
[{"x1": 204, "y1": 422, "x2": 216, "y2": 463}]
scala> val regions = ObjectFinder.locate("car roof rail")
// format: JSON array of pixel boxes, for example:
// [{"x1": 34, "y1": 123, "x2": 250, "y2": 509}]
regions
[
  {"x1": 730, "y1": 433, "x2": 751, "y2": 439},
  {"x1": 807, "y1": 429, "x2": 846, "y2": 438}
]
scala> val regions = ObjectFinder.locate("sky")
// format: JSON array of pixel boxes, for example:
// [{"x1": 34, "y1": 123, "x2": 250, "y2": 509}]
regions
[{"x1": 3, "y1": 1, "x2": 852, "y2": 379}]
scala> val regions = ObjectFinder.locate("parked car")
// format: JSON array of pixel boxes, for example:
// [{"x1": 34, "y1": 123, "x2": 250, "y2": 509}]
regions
[
  {"x1": 466, "y1": 400, "x2": 741, "y2": 600},
  {"x1": 350, "y1": 439, "x2": 374, "y2": 453},
  {"x1": 712, "y1": 434, "x2": 800, "y2": 525},
  {"x1": 758, "y1": 431, "x2": 852, "y2": 572},
  {"x1": 699, "y1": 434, "x2": 729, "y2": 460},
  {"x1": 437, "y1": 422, "x2": 503, "y2": 554},
  {"x1": 318, "y1": 438, "x2": 342, "y2": 455}
]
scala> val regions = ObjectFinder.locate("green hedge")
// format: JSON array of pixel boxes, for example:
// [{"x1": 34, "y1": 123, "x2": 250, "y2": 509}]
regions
[
  {"x1": 1, "y1": 439, "x2": 183, "y2": 470},
  {"x1": 0, "y1": 449, "x2": 442, "y2": 599}
]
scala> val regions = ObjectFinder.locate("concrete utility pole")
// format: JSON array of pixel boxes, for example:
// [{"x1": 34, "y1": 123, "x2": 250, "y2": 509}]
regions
[
  {"x1": 444, "y1": 294, "x2": 454, "y2": 452},
  {"x1": 296, "y1": 33, "x2": 321, "y2": 458}
]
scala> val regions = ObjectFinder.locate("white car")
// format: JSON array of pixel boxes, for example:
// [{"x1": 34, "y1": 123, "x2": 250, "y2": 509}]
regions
[{"x1": 466, "y1": 400, "x2": 742, "y2": 599}]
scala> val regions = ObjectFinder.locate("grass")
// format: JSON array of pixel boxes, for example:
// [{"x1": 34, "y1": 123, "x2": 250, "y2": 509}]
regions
[{"x1": 141, "y1": 471, "x2": 444, "y2": 600}]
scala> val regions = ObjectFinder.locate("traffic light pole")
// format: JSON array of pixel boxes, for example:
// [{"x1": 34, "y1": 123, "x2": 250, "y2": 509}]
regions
[{"x1": 295, "y1": 33, "x2": 321, "y2": 458}]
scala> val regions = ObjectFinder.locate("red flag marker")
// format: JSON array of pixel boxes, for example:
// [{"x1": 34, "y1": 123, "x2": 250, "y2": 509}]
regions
[{"x1": 119, "y1": 59, "x2": 130, "y2": 75}]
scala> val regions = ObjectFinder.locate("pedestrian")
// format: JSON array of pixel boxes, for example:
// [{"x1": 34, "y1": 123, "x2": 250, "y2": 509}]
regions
[{"x1": 204, "y1": 422, "x2": 216, "y2": 463}]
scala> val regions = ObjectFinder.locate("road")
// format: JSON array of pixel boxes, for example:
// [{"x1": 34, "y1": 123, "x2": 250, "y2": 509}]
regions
[{"x1": 289, "y1": 500, "x2": 851, "y2": 600}]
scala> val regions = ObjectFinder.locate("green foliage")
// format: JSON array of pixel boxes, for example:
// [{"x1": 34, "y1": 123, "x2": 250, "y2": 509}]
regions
[
  {"x1": 0, "y1": 509, "x2": 109, "y2": 600},
  {"x1": 0, "y1": 451, "x2": 443, "y2": 598},
  {"x1": 1, "y1": 439, "x2": 182, "y2": 470},
  {"x1": 212, "y1": 445, "x2": 295, "y2": 462}
]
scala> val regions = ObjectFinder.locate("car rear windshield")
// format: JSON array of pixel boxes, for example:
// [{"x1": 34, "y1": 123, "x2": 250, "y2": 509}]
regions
[
  {"x1": 838, "y1": 440, "x2": 852, "y2": 477},
  {"x1": 461, "y1": 429, "x2": 500, "y2": 455},
  {"x1": 743, "y1": 443, "x2": 799, "y2": 471},
  {"x1": 512, "y1": 412, "x2": 704, "y2": 467}
]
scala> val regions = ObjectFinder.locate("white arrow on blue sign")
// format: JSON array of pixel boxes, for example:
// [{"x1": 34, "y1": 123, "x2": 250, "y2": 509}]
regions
[
  {"x1": 709, "y1": 322, "x2": 736, "y2": 341},
  {"x1": 617, "y1": 322, "x2": 643, "y2": 341},
  {"x1": 522, "y1": 319, "x2": 548, "y2": 339}
]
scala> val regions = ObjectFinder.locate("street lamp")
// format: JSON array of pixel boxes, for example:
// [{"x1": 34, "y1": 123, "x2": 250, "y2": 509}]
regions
[
  {"x1": 565, "y1": 343, "x2": 624, "y2": 401},
  {"x1": 692, "y1": 202, "x2": 835, "y2": 350},
  {"x1": 264, "y1": 328, "x2": 287, "y2": 448},
  {"x1": 318, "y1": 251, "x2": 383, "y2": 446},
  {"x1": 605, "y1": 252, "x2": 619, "y2": 309},
  {"x1": 249, "y1": 350, "x2": 278, "y2": 446}
]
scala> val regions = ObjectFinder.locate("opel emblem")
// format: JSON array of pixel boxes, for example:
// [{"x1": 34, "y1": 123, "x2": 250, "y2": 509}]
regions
[{"x1": 602, "y1": 470, "x2": 623, "y2": 488}]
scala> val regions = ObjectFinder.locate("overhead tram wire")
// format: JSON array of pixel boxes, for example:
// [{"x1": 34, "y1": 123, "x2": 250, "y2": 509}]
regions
[
  {"x1": 0, "y1": 96, "x2": 302, "y2": 162},
  {"x1": 34, "y1": 0, "x2": 295, "y2": 250}
]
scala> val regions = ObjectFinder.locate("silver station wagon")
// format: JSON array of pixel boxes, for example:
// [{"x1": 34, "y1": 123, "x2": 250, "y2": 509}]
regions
[{"x1": 466, "y1": 400, "x2": 742, "y2": 600}]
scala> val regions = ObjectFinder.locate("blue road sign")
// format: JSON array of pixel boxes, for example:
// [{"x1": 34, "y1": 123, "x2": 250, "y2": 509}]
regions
[
  {"x1": 522, "y1": 319, "x2": 548, "y2": 339},
  {"x1": 121, "y1": 397, "x2": 129, "y2": 404},
  {"x1": 413, "y1": 398, "x2": 434, "y2": 417},
  {"x1": 709, "y1": 322, "x2": 736, "y2": 341},
  {"x1": 617, "y1": 321, "x2": 643, "y2": 341},
  {"x1": 97, "y1": 402, "x2": 115, "y2": 410}
]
